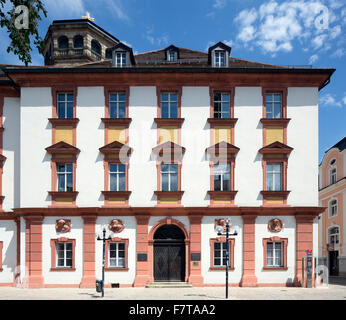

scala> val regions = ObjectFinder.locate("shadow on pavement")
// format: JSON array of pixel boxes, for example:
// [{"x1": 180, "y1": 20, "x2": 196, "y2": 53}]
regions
[{"x1": 329, "y1": 276, "x2": 346, "y2": 287}]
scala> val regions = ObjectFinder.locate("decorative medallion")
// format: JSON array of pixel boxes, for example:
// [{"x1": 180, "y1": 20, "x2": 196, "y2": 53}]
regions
[
  {"x1": 55, "y1": 219, "x2": 71, "y2": 233},
  {"x1": 268, "y1": 218, "x2": 283, "y2": 233},
  {"x1": 108, "y1": 219, "x2": 125, "y2": 233},
  {"x1": 214, "y1": 219, "x2": 227, "y2": 232}
]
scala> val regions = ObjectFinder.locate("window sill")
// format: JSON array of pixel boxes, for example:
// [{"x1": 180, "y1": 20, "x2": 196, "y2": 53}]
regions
[
  {"x1": 105, "y1": 267, "x2": 129, "y2": 272},
  {"x1": 262, "y1": 267, "x2": 288, "y2": 271},
  {"x1": 260, "y1": 118, "x2": 291, "y2": 126},
  {"x1": 49, "y1": 191, "x2": 78, "y2": 199},
  {"x1": 154, "y1": 191, "x2": 184, "y2": 199},
  {"x1": 208, "y1": 190, "x2": 237, "y2": 199},
  {"x1": 50, "y1": 268, "x2": 76, "y2": 272},
  {"x1": 48, "y1": 118, "x2": 79, "y2": 126},
  {"x1": 102, "y1": 191, "x2": 131, "y2": 198},
  {"x1": 154, "y1": 118, "x2": 185, "y2": 127},
  {"x1": 261, "y1": 190, "x2": 290, "y2": 199},
  {"x1": 207, "y1": 118, "x2": 238, "y2": 127},
  {"x1": 101, "y1": 118, "x2": 132, "y2": 126},
  {"x1": 209, "y1": 267, "x2": 234, "y2": 271}
]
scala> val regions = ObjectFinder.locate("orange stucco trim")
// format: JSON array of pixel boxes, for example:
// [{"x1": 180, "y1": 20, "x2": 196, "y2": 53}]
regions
[
  {"x1": 80, "y1": 215, "x2": 97, "y2": 288},
  {"x1": 0, "y1": 241, "x2": 3, "y2": 272}
]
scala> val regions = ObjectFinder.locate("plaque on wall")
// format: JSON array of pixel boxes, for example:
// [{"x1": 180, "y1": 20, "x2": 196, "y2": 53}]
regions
[
  {"x1": 191, "y1": 252, "x2": 201, "y2": 261},
  {"x1": 137, "y1": 253, "x2": 148, "y2": 261}
]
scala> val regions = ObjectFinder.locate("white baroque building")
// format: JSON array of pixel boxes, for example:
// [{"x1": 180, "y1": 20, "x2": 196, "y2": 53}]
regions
[{"x1": 0, "y1": 19, "x2": 335, "y2": 288}]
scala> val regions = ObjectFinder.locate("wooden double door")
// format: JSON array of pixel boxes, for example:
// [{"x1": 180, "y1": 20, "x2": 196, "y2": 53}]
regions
[{"x1": 154, "y1": 240, "x2": 185, "y2": 282}]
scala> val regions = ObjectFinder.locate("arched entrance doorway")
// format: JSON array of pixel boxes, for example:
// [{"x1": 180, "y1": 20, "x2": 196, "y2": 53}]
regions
[{"x1": 153, "y1": 224, "x2": 186, "y2": 282}]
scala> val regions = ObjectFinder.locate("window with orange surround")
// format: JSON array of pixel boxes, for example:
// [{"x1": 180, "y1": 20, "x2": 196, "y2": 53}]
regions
[
  {"x1": 0, "y1": 241, "x2": 3, "y2": 272},
  {"x1": 209, "y1": 237, "x2": 235, "y2": 271},
  {"x1": 50, "y1": 238, "x2": 76, "y2": 271},
  {"x1": 105, "y1": 238, "x2": 129, "y2": 271},
  {"x1": 45, "y1": 141, "x2": 80, "y2": 206},
  {"x1": 262, "y1": 237, "x2": 288, "y2": 270}
]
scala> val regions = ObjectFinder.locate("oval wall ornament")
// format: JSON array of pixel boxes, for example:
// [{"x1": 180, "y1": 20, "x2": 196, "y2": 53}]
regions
[
  {"x1": 268, "y1": 218, "x2": 283, "y2": 233},
  {"x1": 55, "y1": 219, "x2": 72, "y2": 233},
  {"x1": 108, "y1": 219, "x2": 125, "y2": 233}
]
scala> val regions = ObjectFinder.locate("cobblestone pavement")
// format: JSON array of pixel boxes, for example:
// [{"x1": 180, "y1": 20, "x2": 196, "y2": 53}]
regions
[{"x1": 0, "y1": 282, "x2": 346, "y2": 300}]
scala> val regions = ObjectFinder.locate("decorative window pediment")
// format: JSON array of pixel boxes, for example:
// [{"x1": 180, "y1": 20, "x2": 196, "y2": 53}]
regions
[
  {"x1": 152, "y1": 141, "x2": 185, "y2": 163},
  {"x1": 45, "y1": 141, "x2": 80, "y2": 161},
  {"x1": 206, "y1": 141, "x2": 239, "y2": 162},
  {"x1": 99, "y1": 141, "x2": 132, "y2": 163},
  {"x1": 259, "y1": 141, "x2": 293, "y2": 156}
]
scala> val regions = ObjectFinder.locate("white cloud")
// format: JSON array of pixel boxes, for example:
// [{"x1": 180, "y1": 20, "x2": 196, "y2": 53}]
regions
[
  {"x1": 103, "y1": 0, "x2": 130, "y2": 22},
  {"x1": 343, "y1": 95, "x2": 346, "y2": 105},
  {"x1": 213, "y1": 0, "x2": 227, "y2": 9},
  {"x1": 145, "y1": 27, "x2": 169, "y2": 47},
  {"x1": 331, "y1": 48, "x2": 345, "y2": 57},
  {"x1": 45, "y1": 0, "x2": 85, "y2": 18},
  {"x1": 320, "y1": 93, "x2": 343, "y2": 107},
  {"x1": 309, "y1": 54, "x2": 319, "y2": 64},
  {"x1": 234, "y1": 0, "x2": 345, "y2": 54}
]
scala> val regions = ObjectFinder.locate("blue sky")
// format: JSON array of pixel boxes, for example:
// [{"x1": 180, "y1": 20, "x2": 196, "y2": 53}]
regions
[{"x1": 0, "y1": 0, "x2": 345, "y2": 161}]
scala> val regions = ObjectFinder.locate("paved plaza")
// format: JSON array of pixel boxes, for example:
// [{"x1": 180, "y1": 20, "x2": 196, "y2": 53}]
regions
[{"x1": 0, "y1": 278, "x2": 346, "y2": 300}]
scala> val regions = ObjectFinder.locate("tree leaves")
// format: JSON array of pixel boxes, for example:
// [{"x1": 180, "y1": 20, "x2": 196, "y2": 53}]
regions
[{"x1": 0, "y1": 0, "x2": 47, "y2": 65}]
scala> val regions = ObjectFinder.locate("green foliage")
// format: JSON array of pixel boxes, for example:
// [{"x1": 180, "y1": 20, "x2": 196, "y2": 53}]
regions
[{"x1": 0, "y1": 0, "x2": 47, "y2": 65}]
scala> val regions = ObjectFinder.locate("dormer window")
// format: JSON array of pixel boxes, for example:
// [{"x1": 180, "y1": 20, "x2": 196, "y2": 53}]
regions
[
  {"x1": 115, "y1": 52, "x2": 127, "y2": 67},
  {"x1": 168, "y1": 50, "x2": 177, "y2": 62},
  {"x1": 208, "y1": 42, "x2": 231, "y2": 67},
  {"x1": 214, "y1": 51, "x2": 225, "y2": 67}
]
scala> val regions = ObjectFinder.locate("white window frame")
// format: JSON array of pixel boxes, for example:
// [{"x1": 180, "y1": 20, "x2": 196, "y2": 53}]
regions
[
  {"x1": 57, "y1": 163, "x2": 73, "y2": 192},
  {"x1": 161, "y1": 164, "x2": 178, "y2": 191},
  {"x1": 56, "y1": 242, "x2": 73, "y2": 268},
  {"x1": 329, "y1": 199, "x2": 338, "y2": 217},
  {"x1": 160, "y1": 92, "x2": 178, "y2": 118},
  {"x1": 329, "y1": 165, "x2": 337, "y2": 185},
  {"x1": 109, "y1": 163, "x2": 126, "y2": 192},
  {"x1": 213, "y1": 163, "x2": 231, "y2": 191},
  {"x1": 328, "y1": 226, "x2": 340, "y2": 246},
  {"x1": 109, "y1": 242, "x2": 126, "y2": 268},
  {"x1": 266, "y1": 242, "x2": 283, "y2": 267},
  {"x1": 57, "y1": 93, "x2": 74, "y2": 119},
  {"x1": 168, "y1": 50, "x2": 177, "y2": 62},
  {"x1": 213, "y1": 242, "x2": 229, "y2": 267},
  {"x1": 265, "y1": 93, "x2": 282, "y2": 118},
  {"x1": 115, "y1": 52, "x2": 127, "y2": 67},
  {"x1": 266, "y1": 163, "x2": 282, "y2": 191},
  {"x1": 214, "y1": 50, "x2": 226, "y2": 67},
  {"x1": 109, "y1": 92, "x2": 126, "y2": 118}
]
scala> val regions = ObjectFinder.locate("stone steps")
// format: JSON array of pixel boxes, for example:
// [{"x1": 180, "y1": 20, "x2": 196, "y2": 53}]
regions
[{"x1": 146, "y1": 282, "x2": 193, "y2": 288}]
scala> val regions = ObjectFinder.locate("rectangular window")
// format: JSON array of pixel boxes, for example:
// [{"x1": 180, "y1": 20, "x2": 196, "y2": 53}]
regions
[
  {"x1": 161, "y1": 164, "x2": 178, "y2": 191},
  {"x1": 266, "y1": 242, "x2": 283, "y2": 267},
  {"x1": 57, "y1": 163, "x2": 73, "y2": 192},
  {"x1": 330, "y1": 168, "x2": 337, "y2": 185},
  {"x1": 160, "y1": 93, "x2": 178, "y2": 118},
  {"x1": 56, "y1": 242, "x2": 73, "y2": 268},
  {"x1": 109, "y1": 92, "x2": 126, "y2": 118},
  {"x1": 115, "y1": 52, "x2": 126, "y2": 67},
  {"x1": 57, "y1": 93, "x2": 74, "y2": 119},
  {"x1": 109, "y1": 164, "x2": 126, "y2": 191},
  {"x1": 214, "y1": 242, "x2": 229, "y2": 267},
  {"x1": 109, "y1": 242, "x2": 126, "y2": 268},
  {"x1": 168, "y1": 51, "x2": 177, "y2": 62},
  {"x1": 214, "y1": 93, "x2": 230, "y2": 118},
  {"x1": 213, "y1": 164, "x2": 230, "y2": 191},
  {"x1": 266, "y1": 93, "x2": 282, "y2": 118},
  {"x1": 214, "y1": 51, "x2": 225, "y2": 67},
  {"x1": 266, "y1": 163, "x2": 282, "y2": 191},
  {"x1": 330, "y1": 200, "x2": 338, "y2": 217}
]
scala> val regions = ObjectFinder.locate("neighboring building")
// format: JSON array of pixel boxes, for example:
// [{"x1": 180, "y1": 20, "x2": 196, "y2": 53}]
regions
[
  {"x1": 0, "y1": 18, "x2": 335, "y2": 288},
  {"x1": 319, "y1": 137, "x2": 346, "y2": 277}
]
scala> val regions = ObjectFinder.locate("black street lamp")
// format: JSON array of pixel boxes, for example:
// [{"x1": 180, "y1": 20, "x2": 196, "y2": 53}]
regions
[
  {"x1": 215, "y1": 218, "x2": 239, "y2": 299},
  {"x1": 96, "y1": 226, "x2": 112, "y2": 298}
]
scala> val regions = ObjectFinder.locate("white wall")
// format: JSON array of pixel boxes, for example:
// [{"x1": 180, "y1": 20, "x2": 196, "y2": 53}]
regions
[
  {"x1": 96, "y1": 216, "x2": 136, "y2": 284},
  {"x1": 0, "y1": 220, "x2": 16, "y2": 283},
  {"x1": 20, "y1": 217, "x2": 25, "y2": 282},
  {"x1": 255, "y1": 216, "x2": 296, "y2": 284},
  {"x1": 3, "y1": 97, "x2": 20, "y2": 211},
  {"x1": 128, "y1": 86, "x2": 157, "y2": 207},
  {"x1": 42, "y1": 216, "x2": 83, "y2": 284},
  {"x1": 76, "y1": 87, "x2": 104, "y2": 207},
  {"x1": 287, "y1": 87, "x2": 319, "y2": 206},
  {"x1": 181, "y1": 87, "x2": 210, "y2": 206},
  {"x1": 201, "y1": 216, "x2": 243, "y2": 284},
  {"x1": 20, "y1": 88, "x2": 51, "y2": 207},
  {"x1": 234, "y1": 87, "x2": 263, "y2": 205}
]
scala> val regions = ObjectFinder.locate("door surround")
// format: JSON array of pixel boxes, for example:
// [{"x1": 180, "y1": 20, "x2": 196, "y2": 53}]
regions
[{"x1": 148, "y1": 217, "x2": 190, "y2": 282}]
